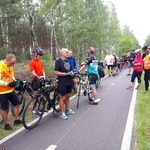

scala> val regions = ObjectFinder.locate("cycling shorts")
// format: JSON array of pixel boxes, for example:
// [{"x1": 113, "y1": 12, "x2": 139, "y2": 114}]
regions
[
  {"x1": 88, "y1": 74, "x2": 98, "y2": 86},
  {"x1": 59, "y1": 85, "x2": 72, "y2": 96},
  {"x1": 0, "y1": 91, "x2": 19, "y2": 110}
]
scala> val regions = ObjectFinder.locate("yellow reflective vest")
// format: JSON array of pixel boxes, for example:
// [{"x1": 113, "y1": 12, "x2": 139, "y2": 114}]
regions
[
  {"x1": 144, "y1": 54, "x2": 150, "y2": 70},
  {"x1": 0, "y1": 60, "x2": 14, "y2": 94}
]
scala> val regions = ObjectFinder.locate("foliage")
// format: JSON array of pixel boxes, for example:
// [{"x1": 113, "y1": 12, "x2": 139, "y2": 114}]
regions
[
  {"x1": 0, "y1": 0, "x2": 140, "y2": 61},
  {"x1": 144, "y1": 35, "x2": 150, "y2": 45}
]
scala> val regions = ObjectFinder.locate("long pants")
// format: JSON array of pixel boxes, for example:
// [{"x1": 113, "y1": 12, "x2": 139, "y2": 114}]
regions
[
  {"x1": 131, "y1": 71, "x2": 142, "y2": 83},
  {"x1": 144, "y1": 70, "x2": 150, "y2": 91}
]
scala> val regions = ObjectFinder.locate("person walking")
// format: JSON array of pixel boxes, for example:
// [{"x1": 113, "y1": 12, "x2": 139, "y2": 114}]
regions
[
  {"x1": 127, "y1": 49, "x2": 143, "y2": 90},
  {"x1": 143, "y1": 45, "x2": 150, "y2": 92},
  {"x1": 54, "y1": 48, "x2": 75, "y2": 120},
  {"x1": 0, "y1": 54, "x2": 22, "y2": 130},
  {"x1": 79, "y1": 47, "x2": 100, "y2": 105}
]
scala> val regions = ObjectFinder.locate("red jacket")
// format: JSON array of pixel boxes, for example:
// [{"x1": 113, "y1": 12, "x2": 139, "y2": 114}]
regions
[{"x1": 133, "y1": 55, "x2": 143, "y2": 72}]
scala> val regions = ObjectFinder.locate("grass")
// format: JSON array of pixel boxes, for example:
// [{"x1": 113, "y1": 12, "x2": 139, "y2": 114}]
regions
[{"x1": 134, "y1": 77, "x2": 150, "y2": 150}]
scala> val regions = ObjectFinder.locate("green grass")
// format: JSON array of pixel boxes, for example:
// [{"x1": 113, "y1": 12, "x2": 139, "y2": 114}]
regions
[{"x1": 134, "y1": 77, "x2": 150, "y2": 150}]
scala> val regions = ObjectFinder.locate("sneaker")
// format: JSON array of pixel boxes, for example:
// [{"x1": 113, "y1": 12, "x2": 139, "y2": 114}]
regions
[
  {"x1": 65, "y1": 109, "x2": 76, "y2": 115},
  {"x1": 60, "y1": 112, "x2": 68, "y2": 120},
  {"x1": 127, "y1": 86, "x2": 132, "y2": 89},
  {"x1": 14, "y1": 119, "x2": 22, "y2": 125},
  {"x1": 94, "y1": 98, "x2": 101, "y2": 102},
  {"x1": 89, "y1": 101, "x2": 98, "y2": 105},
  {"x1": 4, "y1": 124, "x2": 12, "y2": 130},
  {"x1": 135, "y1": 86, "x2": 139, "y2": 90},
  {"x1": 91, "y1": 98, "x2": 100, "y2": 102},
  {"x1": 32, "y1": 110, "x2": 41, "y2": 115}
]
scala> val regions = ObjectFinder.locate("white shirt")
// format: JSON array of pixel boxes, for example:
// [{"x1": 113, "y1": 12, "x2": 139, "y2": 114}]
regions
[{"x1": 105, "y1": 54, "x2": 114, "y2": 65}]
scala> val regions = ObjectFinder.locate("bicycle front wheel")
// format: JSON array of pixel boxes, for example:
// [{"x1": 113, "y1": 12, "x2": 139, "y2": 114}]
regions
[
  {"x1": 76, "y1": 83, "x2": 82, "y2": 108},
  {"x1": 22, "y1": 95, "x2": 45, "y2": 130}
]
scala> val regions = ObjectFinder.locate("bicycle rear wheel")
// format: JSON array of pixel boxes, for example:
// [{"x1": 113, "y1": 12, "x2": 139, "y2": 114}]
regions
[
  {"x1": 87, "y1": 85, "x2": 93, "y2": 102},
  {"x1": 22, "y1": 95, "x2": 45, "y2": 130}
]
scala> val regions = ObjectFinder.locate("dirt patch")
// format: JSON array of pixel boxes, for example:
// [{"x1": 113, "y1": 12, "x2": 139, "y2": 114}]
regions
[{"x1": 14, "y1": 63, "x2": 31, "y2": 81}]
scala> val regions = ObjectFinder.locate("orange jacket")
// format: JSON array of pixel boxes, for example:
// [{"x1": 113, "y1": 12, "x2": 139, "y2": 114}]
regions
[
  {"x1": 0, "y1": 61, "x2": 14, "y2": 94},
  {"x1": 144, "y1": 54, "x2": 150, "y2": 70}
]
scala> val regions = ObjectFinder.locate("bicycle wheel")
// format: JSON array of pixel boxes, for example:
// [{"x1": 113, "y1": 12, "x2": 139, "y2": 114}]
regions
[
  {"x1": 16, "y1": 92, "x2": 26, "y2": 116},
  {"x1": 76, "y1": 82, "x2": 82, "y2": 108},
  {"x1": 22, "y1": 95, "x2": 45, "y2": 130},
  {"x1": 87, "y1": 84, "x2": 93, "y2": 102}
]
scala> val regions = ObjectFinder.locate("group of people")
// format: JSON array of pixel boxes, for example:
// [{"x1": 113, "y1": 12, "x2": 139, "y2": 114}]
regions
[
  {"x1": 0, "y1": 46, "x2": 100, "y2": 130},
  {"x1": 126, "y1": 45, "x2": 150, "y2": 91}
]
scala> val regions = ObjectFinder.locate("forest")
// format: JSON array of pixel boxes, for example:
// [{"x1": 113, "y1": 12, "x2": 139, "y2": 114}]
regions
[{"x1": 0, "y1": 0, "x2": 147, "y2": 65}]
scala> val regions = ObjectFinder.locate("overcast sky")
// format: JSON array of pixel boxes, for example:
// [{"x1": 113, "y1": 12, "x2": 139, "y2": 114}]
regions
[{"x1": 103, "y1": 0, "x2": 150, "y2": 46}]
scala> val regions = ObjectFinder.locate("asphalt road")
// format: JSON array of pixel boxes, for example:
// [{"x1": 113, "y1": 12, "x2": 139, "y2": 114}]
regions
[{"x1": 0, "y1": 69, "x2": 136, "y2": 150}]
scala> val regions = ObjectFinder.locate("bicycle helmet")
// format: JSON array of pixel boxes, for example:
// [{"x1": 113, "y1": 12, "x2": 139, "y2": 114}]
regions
[{"x1": 34, "y1": 47, "x2": 44, "y2": 55}]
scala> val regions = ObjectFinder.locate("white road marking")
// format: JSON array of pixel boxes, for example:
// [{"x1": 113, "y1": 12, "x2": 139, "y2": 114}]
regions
[
  {"x1": 45, "y1": 145, "x2": 57, "y2": 150},
  {"x1": 121, "y1": 80, "x2": 138, "y2": 150}
]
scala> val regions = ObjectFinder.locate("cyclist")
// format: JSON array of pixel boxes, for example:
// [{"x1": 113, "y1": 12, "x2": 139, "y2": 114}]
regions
[
  {"x1": 68, "y1": 50, "x2": 78, "y2": 92},
  {"x1": 79, "y1": 47, "x2": 100, "y2": 105},
  {"x1": 29, "y1": 47, "x2": 46, "y2": 114},
  {"x1": 54, "y1": 48, "x2": 75, "y2": 120},
  {"x1": 0, "y1": 54, "x2": 22, "y2": 130}
]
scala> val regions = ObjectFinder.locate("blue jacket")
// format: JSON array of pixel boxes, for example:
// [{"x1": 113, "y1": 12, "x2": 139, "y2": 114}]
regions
[{"x1": 68, "y1": 57, "x2": 78, "y2": 71}]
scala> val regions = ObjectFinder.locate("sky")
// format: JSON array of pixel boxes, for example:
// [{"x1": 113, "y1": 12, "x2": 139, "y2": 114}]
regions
[{"x1": 103, "y1": 0, "x2": 150, "y2": 46}]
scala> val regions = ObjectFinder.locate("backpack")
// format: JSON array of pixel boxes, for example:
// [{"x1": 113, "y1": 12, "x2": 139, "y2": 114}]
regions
[{"x1": 98, "y1": 66, "x2": 105, "y2": 78}]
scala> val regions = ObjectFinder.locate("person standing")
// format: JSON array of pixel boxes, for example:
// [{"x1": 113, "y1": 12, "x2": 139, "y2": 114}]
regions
[
  {"x1": 29, "y1": 47, "x2": 45, "y2": 92},
  {"x1": 143, "y1": 45, "x2": 150, "y2": 92},
  {"x1": 0, "y1": 54, "x2": 22, "y2": 130},
  {"x1": 68, "y1": 50, "x2": 78, "y2": 92},
  {"x1": 29, "y1": 47, "x2": 46, "y2": 114},
  {"x1": 105, "y1": 51, "x2": 115, "y2": 77},
  {"x1": 79, "y1": 47, "x2": 100, "y2": 105},
  {"x1": 127, "y1": 49, "x2": 136, "y2": 76},
  {"x1": 127, "y1": 49, "x2": 143, "y2": 90},
  {"x1": 54, "y1": 48, "x2": 75, "y2": 120}
]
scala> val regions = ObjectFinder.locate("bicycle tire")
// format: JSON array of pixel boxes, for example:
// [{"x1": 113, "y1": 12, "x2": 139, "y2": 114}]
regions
[
  {"x1": 11, "y1": 92, "x2": 26, "y2": 116},
  {"x1": 22, "y1": 95, "x2": 44, "y2": 130},
  {"x1": 87, "y1": 84, "x2": 93, "y2": 102},
  {"x1": 76, "y1": 82, "x2": 82, "y2": 108}
]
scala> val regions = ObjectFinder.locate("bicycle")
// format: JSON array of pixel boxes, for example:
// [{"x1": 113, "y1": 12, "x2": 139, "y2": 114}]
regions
[
  {"x1": 75, "y1": 73, "x2": 93, "y2": 108},
  {"x1": 13, "y1": 79, "x2": 33, "y2": 116},
  {"x1": 0, "y1": 79, "x2": 33, "y2": 124},
  {"x1": 22, "y1": 78, "x2": 60, "y2": 130}
]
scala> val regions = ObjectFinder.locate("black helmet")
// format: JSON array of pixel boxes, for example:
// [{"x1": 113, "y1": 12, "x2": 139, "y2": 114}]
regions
[{"x1": 34, "y1": 47, "x2": 44, "y2": 55}]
